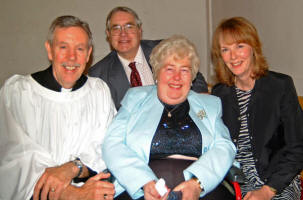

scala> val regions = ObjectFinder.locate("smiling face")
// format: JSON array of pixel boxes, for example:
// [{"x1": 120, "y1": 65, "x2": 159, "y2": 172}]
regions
[
  {"x1": 106, "y1": 11, "x2": 142, "y2": 61},
  {"x1": 157, "y1": 55, "x2": 192, "y2": 105},
  {"x1": 45, "y1": 26, "x2": 92, "y2": 89},
  {"x1": 219, "y1": 35, "x2": 254, "y2": 80}
]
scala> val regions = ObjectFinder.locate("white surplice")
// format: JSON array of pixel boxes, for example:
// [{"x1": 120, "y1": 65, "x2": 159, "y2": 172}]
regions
[{"x1": 0, "y1": 75, "x2": 116, "y2": 200}]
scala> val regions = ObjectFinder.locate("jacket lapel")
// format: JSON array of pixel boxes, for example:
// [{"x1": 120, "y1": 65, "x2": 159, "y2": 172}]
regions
[
  {"x1": 141, "y1": 41, "x2": 153, "y2": 70},
  {"x1": 108, "y1": 52, "x2": 131, "y2": 106},
  {"x1": 127, "y1": 87, "x2": 164, "y2": 161}
]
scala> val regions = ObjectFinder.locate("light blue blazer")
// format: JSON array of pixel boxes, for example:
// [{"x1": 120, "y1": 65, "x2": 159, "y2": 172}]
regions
[{"x1": 102, "y1": 85, "x2": 236, "y2": 199}]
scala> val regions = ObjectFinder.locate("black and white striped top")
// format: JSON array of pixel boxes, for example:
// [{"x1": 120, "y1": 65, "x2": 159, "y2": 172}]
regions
[{"x1": 235, "y1": 87, "x2": 300, "y2": 199}]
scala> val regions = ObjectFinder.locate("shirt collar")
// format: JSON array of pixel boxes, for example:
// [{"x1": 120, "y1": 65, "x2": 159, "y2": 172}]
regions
[{"x1": 117, "y1": 45, "x2": 144, "y2": 66}]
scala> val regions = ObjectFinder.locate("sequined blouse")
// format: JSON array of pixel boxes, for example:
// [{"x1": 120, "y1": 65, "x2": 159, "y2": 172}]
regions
[{"x1": 150, "y1": 99, "x2": 202, "y2": 159}]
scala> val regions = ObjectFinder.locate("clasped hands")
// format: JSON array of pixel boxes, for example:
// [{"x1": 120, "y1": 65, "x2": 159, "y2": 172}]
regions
[
  {"x1": 143, "y1": 179, "x2": 201, "y2": 200},
  {"x1": 33, "y1": 162, "x2": 115, "y2": 200}
]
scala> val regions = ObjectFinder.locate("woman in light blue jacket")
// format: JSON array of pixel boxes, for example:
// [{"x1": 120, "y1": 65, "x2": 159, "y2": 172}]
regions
[{"x1": 103, "y1": 35, "x2": 236, "y2": 200}]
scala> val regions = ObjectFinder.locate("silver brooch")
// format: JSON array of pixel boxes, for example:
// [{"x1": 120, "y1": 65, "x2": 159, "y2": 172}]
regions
[{"x1": 197, "y1": 109, "x2": 207, "y2": 120}]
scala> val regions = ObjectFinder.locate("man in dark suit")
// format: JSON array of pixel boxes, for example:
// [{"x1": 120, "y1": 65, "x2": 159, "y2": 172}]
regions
[{"x1": 89, "y1": 6, "x2": 208, "y2": 109}]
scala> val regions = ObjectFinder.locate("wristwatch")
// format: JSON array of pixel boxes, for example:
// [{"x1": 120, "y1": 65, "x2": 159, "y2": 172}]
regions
[
  {"x1": 192, "y1": 176, "x2": 204, "y2": 193},
  {"x1": 72, "y1": 157, "x2": 83, "y2": 178}
]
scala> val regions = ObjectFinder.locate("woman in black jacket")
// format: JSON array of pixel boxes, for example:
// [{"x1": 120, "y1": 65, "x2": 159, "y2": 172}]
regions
[{"x1": 211, "y1": 16, "x2": 303, "y2": 200}]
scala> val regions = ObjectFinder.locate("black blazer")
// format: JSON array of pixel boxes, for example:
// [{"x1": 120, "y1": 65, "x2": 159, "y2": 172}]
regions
[
  {"x1": 212, "y1": 71, "x2": 303, "y2": 193},
  {"x1": 89, "y1": 40, "x2": 208, "y2": 109}
]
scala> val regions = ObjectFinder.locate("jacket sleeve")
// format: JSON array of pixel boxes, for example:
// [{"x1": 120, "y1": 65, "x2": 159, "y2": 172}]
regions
[{"x1": 266, "y1": 76, "x2": 303, "y2": 192}]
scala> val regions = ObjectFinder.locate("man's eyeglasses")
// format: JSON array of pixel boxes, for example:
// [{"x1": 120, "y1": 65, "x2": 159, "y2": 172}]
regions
[{"x1": 110, "y1": 24, "x2": 138, "y2": 36}]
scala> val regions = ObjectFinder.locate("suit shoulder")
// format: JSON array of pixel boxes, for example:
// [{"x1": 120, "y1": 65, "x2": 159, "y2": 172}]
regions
[
  {"x1": 121, "y1": 85, "x2": 155, "y2": 110},
  {"x1": 266, "y1": 71, "x2": 293, "y2": 82},
  {"x1": 259, "y1": 71, "x2": 294, "y2": 91},
  {"x1": 211, "y1": 83, "x2": 231, "y2": 97},
  {"x1": 88, "y1": 51, "x2": 117, "y2": 75},
  {"x1": 141, "y1": 40, "x2": 162, "y2": 48},
  {"x1": 189, "y1": 91, "x2": 221, "y2": 107},
  {"x1": 123, "y1": 85, "x2": 154, "y2": 101}
]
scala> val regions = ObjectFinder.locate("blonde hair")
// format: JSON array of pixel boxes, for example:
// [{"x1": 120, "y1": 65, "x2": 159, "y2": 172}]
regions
[
  {"x1": 150, "y1": 35, "x2": 200, "y2": 81},
  {"x1": 211, "y1": 17, "x2": 268, "y2": 86}
]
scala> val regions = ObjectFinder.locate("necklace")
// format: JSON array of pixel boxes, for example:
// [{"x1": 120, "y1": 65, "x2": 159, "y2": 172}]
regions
[{"x1": 159, "y1": 100, "x2": 181, "y2": 118}]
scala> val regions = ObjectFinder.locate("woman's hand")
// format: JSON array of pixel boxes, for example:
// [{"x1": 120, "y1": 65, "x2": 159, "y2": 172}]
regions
[
  {"x1": 243, "y1": 185, "x2": 276, "y2": 200},
  {"x1": 173, "y1": 179, "x2": 201, "y2": 200},
  {"x1": 143, "y1": 180, "x2": 170, "y2": 200}
]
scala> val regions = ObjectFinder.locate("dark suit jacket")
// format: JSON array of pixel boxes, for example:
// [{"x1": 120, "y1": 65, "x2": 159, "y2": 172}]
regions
[
  {"x1": 89, "y1": 40, "x2": 208, "y2": 109},
  {"x1": 212, "y1": 71, "x2": 303, "y2": 193}
]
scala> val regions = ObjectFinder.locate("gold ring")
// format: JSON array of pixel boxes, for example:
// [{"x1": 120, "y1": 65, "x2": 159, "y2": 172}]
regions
[{"x1": 51, "y1": 188, "x2": 55, "y2": 192}]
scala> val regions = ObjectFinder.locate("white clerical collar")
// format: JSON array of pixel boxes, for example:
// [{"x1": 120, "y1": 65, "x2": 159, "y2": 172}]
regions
[{"x1": 61, "y1": 87, "x2": 72, "y2": 92}]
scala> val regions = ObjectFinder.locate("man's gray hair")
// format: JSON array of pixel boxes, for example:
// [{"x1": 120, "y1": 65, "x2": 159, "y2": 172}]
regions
[
  {"x1": 106, "y1": 6, "x2": 142, "y2": 30},
  {"x1": 47, "y1": 15, "x2": 93, "y2": 48}
]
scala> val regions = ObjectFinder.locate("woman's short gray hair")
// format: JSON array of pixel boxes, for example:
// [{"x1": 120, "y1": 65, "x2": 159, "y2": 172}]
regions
[{"x1": 149, "y1": 35, "x2": 200, "y2": 81}]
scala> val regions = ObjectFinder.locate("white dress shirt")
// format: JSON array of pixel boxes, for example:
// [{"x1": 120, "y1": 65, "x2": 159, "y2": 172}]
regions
[{"x1": 118, "y1": 45, "x2": 155, "y2": 86}]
